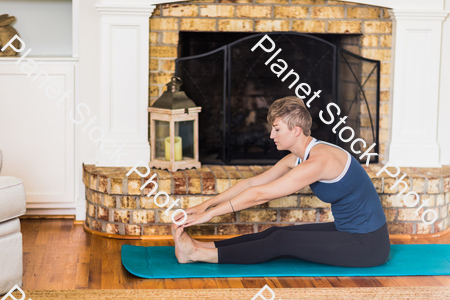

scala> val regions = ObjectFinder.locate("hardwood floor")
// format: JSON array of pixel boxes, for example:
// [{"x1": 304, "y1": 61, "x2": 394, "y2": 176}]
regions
[{"x1": 21, "y1": 219, "x2": 450, "y2": 290}]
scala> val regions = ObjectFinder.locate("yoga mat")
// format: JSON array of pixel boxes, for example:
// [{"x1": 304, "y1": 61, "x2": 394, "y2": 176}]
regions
[{"x1": 121, "y1": 244, "x2": 450, "y2": 278}]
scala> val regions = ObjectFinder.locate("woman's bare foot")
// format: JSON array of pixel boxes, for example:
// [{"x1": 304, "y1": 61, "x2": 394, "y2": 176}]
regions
[
  {"x1": 171, "y1": 224, "x2": 215, "y2": 249},
  {"x1": 171, "y1": 223, "x2": 178, "y2": 238},
  {"x1": 173, "y1": 226, "x2": 200, "y2": 263}
]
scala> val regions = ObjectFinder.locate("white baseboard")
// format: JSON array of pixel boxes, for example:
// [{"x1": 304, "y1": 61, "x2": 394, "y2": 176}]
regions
[{"x1": 24, "y1": 208, "x2": 76, "y2": 216}]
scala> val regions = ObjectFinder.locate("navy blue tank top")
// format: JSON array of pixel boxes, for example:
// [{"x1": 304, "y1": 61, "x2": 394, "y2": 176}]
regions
[{"x1": 295, "y1": 138, "x2": 386, "y2": 234}]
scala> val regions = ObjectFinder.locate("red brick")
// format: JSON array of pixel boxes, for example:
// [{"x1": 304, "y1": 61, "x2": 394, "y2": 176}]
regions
[
  {"x1": 85, "y1": 188, "x2": 91, "y2": 202},
  {"x1": 257, "y1": 223, "x2": 296, "y2": 232},
  {"x1": 111, "y1": 177, "x2": 123, "y2": 194},
  {"x1": 185, "y1": 169, "x2": 201, "y2": 194},
  {"x1": 90, "y1": 174, "x2": 98, "y2": 190},
  {"x1": 173, "y1": 171, "x2": 187, "y2": 194},
  {"x1": 443, "y1": 176, "x2": 450, "y2": 192},
  {"x1": 250, "y1": 165, "x2": 264, "y2": 173},
  {"x1": 398, "y1": 208, "x2": 422, "y2": 222},
  {"x1": 200, "y1": 172, "x2": 215, "y2": 194},
  {"x1": 185, "y1": 225, "x2": 215, "y2": 236},
  {"x1": 387, "y1": 222, "x2": 413, "y2": 234},
  {"x1": 209, "y1": 165, "x2": 226, "y2": 172},
  {"x1": 87, "y1": 203, "x2": 96, "y2": 218},
  {"x1": 208, "y1": 213, "x2": 236, "y2": 223},
  {"x1": 97, "y1": 207, "x2": 109, "y2": 221},
  {"x1": 319, "y1": 208, "x2": 334, "y2": 222},
  {"x1": 223, "y1": 166, "x2": 237, "y2": 171},
  {"x1": 132, "y1": 210, "x2": 155, "y2": 224},
  {"x1": 440, "y1": 205, "x2": 448, "y2": 218},
  {"x1": 421, "y1": 208, "x2": 439, "y2": 224},
  {"x1": 142, "y1": 173, "x2": 159, "y2": 196},
  {"x1": 217, "y1": 224, "x2": 253, "y2": 235},
  {"x1": 229, "y1": 170, "x2": 243, "y2": 186},
  {"x1": 372, "y1": 178, "x2": 382, "y2": 193},
  {"x1": 241, "y1": 210, "x2": 277, "y2": 222},
  {"x1": 105, "y1": 224, "x2": 119, "y2": 235},
  {"x1": 237, "y1": 166, "x2": 251, "y2": 171},
  {"x1": 434, "y1": 220, "x2": 443, "y2": 233},
  {"x1": 91, "y1": 191, "x2": 102, "y2": 205},
  {"x1": 240, "y1": 171, "x2": 254, "y2": 179},
  {"x1": 128, "y1": 178, "x2": 142, "y2": 195},
  {"x1": 125, "y1": 225, "x2": 141, "y2": 235},
  {"x1": 120, "y1": 196, "x2": 137, "y2": 209},
  {"x1": 280, "y1": 209, "x2": 316, "y2": 222},
  {"x1": 417, "y1": 222, "x2": 432, "y2": 234},
  {"x1": 428, "y1": 177, "x2": 441, "y2": 194},
  {"x1": 103, "y1": 195, "x2": 117, "y2": 208},
  {"x1": 383, "y1": 178, "x2": 398, "y2": 194},
  {"x1": 91, "y1": 220, "x2": 102, "y2": 231},
  {"x1": 143, "y1": 225, "x2": 172, "y2": 235},
  {"x1": 384, "y1": 208, "x2": 396, "y2": 222},
  {"x1": 98, "y1": 175, "x2": 108, "y2": 193},
  {"x1": 152, "y1": 168, "x2": 170, "y2": 179},
  {"x1": 83, "y1": 168, "x2": 90, "y2": 187},
  {"x1": 114, "y1": 210, "x2": 130, "y2": 223},
  {"x1": 228, "y1": 171, "x2": 243, "y2": 179}
]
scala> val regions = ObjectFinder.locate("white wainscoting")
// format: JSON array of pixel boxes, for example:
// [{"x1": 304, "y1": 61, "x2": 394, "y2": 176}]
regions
[{"x1": 0, "y1": 59, "x2": 77, "y2": 214}]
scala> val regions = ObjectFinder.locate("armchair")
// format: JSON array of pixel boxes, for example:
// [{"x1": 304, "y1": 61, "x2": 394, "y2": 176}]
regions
[{"x1": 0, "y1": 149, "x2": 26, "y2": 294}]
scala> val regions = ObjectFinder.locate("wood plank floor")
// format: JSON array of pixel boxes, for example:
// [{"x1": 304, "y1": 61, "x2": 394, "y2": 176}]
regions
[{"x1": 21, "y1": 219, "x2": 450, "y2": 290}]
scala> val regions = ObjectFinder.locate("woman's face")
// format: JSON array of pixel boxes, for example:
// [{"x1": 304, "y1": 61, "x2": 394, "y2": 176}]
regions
[{"x1": 270, "y1": 117, "x2": 299, "y2": 150}]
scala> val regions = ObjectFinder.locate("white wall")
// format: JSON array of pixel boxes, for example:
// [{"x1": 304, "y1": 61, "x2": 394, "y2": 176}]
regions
[
  {"x1": 77, "y1": 0, "x2": 102, "y2": 166},
  {"x1": 0, "y1": 0, "x2": 72, "y2": 56},
  {"x1": 438, "y1": 0, "x2": 450, "y2": 165}
]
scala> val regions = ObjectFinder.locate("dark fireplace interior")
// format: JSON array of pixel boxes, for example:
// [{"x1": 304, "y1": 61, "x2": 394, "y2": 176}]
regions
[{"x1": 176, "y1": 32, "x2": 380, "y2": 165}]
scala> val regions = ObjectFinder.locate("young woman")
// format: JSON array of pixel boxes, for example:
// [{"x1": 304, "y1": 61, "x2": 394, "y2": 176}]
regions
[{"x1": 172, "y1": 96, "x2": 390, "y2": 267}]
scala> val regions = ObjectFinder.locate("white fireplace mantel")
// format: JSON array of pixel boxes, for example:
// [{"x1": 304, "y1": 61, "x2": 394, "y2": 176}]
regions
[
  {"x1": 92, "y1": 0, "x2": 449, "y2": 168},
  {"x1": 94, "y1": 0, "x2": 181, "y2": 167},
  {"x1": 387, "y1": 9, "x2": 449, "y2": 167},
  {"x1": 344, "y1": 0, "x2": 449, "y2": 167}
]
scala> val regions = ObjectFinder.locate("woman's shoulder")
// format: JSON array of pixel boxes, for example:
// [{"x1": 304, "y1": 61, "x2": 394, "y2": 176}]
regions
[
  {"x1": 310, "y1": 141, "x2": 347, "y2": 158},
  {"x1": 282, "y1": 152, "x2": 300, "y2": 169},
  {"x1": 308, "y1": 142, "x2": 350, "y2": 181}
]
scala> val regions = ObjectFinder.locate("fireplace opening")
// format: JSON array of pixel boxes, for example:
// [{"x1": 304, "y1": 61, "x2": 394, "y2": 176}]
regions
[{"x1": 175, "y1": 32, "x2": 380, "y2": 165}]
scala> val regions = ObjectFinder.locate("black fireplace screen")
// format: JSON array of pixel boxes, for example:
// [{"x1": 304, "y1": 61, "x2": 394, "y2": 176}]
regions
[{"x1": 175, "y1": 32, "x2": 380, "y2": 165}]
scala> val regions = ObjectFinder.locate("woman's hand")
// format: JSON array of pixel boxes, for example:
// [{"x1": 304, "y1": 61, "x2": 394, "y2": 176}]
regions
[
  {"x1": 179, "y1": 211, "x2": 213, "y2": 228},
  {"x1": 185, "y1": 203, "x2": 208, "y2": 216},
  {"x1": 172, "y1": 202, "x2": 208, "y2": 224}
]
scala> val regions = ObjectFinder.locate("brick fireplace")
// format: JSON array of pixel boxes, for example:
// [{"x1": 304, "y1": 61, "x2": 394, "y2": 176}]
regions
[
  {"x1": 83, "y1": 163, "x2": 450, "y2": 236},
  {"x1": 83, "y1": 0, "x2": 450, "y2": 238},
  {"x1": 148, "y1": 0, "x2": 392, "y2": 161}
]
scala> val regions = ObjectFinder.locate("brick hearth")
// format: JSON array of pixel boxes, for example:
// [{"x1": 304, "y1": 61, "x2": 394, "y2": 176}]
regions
[{"x1": 83, "y1": 164, "x2": 450, "y2": 237}]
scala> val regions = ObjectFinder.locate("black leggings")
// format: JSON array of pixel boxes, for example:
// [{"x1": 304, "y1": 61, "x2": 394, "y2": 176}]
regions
[{"x1": 214, "y1": 222, "x2": 390, "y2": 267}]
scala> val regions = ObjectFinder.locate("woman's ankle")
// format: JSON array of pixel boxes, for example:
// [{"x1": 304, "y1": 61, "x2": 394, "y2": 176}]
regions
[{"x1": 194, "y1": 240, "x2": 216, "y2": 249}]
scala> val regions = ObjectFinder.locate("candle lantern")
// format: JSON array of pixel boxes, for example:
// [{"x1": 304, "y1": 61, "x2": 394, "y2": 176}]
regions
[{"x1": 148, "y1": 77, "x2": 202, "y2": 172}]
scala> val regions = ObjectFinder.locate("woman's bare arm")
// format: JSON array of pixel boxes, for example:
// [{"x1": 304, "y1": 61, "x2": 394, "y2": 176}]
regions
[
  {"x1": 204, "y1": 154, "x2": 326, "y2": 219},
  {"x1": 179, "y1": 153, "x2": 328, "y2": 228},
  {"x1": 198, "y1": 153, "x2": 295, "y2": 211}
]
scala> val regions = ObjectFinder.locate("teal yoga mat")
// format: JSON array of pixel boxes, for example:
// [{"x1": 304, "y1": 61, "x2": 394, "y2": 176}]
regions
[{"x1": 121, "y1": 244, "x2": 450, "y2": 278}]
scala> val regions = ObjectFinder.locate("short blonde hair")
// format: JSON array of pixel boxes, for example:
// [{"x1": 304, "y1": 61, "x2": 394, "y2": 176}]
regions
[{"x1": 267, "y1": 96, "x2": 312, "y2": 136}]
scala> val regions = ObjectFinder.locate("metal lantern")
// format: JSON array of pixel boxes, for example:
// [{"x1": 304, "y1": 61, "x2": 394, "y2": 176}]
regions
[{"x1": 148, "y1": 77, "x2": 202, "y2": 172}]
